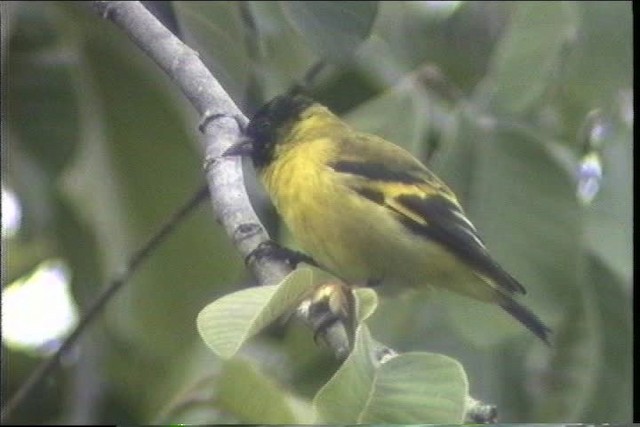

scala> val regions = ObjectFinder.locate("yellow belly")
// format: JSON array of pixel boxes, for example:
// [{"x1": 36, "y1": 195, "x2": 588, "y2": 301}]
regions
[{"x1": 260, "y1": 144, "x2": 490, "y2": 301}]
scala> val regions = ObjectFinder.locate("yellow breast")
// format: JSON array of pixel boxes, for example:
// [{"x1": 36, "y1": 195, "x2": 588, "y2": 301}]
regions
[{"x1": 261, "y1": 138, "x2": 437, "y2": 285}]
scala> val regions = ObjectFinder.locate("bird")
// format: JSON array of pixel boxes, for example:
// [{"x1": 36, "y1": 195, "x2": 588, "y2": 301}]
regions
[{"x1": 224, "y1": 93, "x2": 551, "y2": 344}]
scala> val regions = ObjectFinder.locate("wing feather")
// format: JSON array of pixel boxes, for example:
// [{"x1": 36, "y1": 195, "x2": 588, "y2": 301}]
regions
[
  {"x1": 392, "y1": 193, "x2": 526, "y2": 295},
  {"x1": 329, "y1": 147, "x2": 526, "y2": 295}
]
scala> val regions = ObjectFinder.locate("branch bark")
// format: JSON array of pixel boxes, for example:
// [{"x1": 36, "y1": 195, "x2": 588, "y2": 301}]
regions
[{"x1": 91, "y1": 1, "x2": 265, "y2": 268}]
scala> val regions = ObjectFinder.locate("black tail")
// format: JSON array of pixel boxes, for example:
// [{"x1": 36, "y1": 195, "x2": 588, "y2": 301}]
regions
[{"x1": 499, "y1": 297, "x2": 551, "y2": 344}]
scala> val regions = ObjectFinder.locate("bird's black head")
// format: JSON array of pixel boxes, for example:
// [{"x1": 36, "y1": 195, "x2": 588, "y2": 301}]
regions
[{"x1": 244, "y1": 94, "x2": 315, "y2": 168}]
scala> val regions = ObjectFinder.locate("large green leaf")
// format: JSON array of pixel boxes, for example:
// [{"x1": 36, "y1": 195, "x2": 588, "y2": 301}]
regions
[
  {"x1": 215, "y1": 358, "x2": 310, "y2": 423},
  {"x1": 197, "y1": 268, "x2": 315, "y2": 359},
  {"x1": 5, "y1": 2, "x2": 82, "y2": 243},
  {"x1": 360, "y1": 2, "x2": 509, "y2": 94},
  {"x1": 282, "y1": 1, "x2": 379, "y2": 61},
  {"x1": 173, "y1": 2, "x2": 250, "y2": 101},
  {"x1": 561, "y1": 2, "x2": 632, "y2": 107},
  {"x1": 476, "y1": 1, "x2": 578, "y2": 114},
  {"x1": 581, "y1": 256, "x2": 632, "y2": 422},
  {"x1": 584, "y1": 127, "x2": 632, "y2": 284},
  {"x1": 527, "y1": 272, "x2": 600, "y2": 421},
  {"x1": 525, "y1": 254, "x2": 631, "y2": 422},
  {"x1": 344, "y1": 76, "x2": 431, "y2": 154},
  {"x1": 240, "y1": 1, "x2": 318, "y2": 100},
  {"x1": 353, "y1": 287, "x2": 378, "y2": 323},
  {"x1": 313, "y1": 324, "x2": 468, "y2": 423},
  {"x1": 7, "y1": 2, "x2": 80, "y2": 178}
]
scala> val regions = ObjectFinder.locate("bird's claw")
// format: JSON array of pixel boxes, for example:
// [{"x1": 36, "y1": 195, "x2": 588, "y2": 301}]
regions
[{"x1": 245, "y1": 241, "x2": 318, "y2": 269}]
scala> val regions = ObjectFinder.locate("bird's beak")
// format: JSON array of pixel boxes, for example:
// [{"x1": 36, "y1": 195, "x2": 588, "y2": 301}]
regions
[{"x1": 222, "y1": 137, "x2": 254, "y2": 158}]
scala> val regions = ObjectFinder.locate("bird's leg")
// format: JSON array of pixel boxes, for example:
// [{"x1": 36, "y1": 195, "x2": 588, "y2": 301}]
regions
[
  {"x1": 245, "y1": 240, "x2": 321, "y2": 270},
  {"x1": 302, "y1": 282, "x2": 356, "y2": 355},
  {"x1": 247, "y1": 242, "x2": 356, "y2": 354}
]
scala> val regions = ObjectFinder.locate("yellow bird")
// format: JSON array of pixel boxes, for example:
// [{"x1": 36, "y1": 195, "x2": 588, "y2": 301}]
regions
[{"x1": 225, "y1": 94, "x2": 550, "y2": 343}]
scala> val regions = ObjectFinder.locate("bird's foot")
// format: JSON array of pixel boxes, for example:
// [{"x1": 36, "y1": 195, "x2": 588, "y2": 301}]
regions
[
  {"x1": 245, "y1": 240, "x2": 319, "y2": 269},
  {"x1": 301, "y1": 282, "x2": 356, "y2": 355}
]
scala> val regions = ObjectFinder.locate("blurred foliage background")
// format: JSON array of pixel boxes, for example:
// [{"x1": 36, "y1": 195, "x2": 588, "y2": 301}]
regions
[{"x1": 1, "y1": 1, "x2": 632, "y2": 424}]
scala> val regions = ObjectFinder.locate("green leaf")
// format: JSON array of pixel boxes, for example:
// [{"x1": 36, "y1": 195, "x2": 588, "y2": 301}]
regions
[
  {"x1": 173, "y1": 2, "x2": 250, "y2": 100},
  {"x1": 240, "y1": 1, "x2": 319, "y2": 99},
  {"x1": 282, "y1": 1, "x2": 379, "y2": 61},
  {"x1": 345, "y1": 76, "x2": 431, "y2": 154},
  {"x1": 216, "y1": 358, "x2": 309, "y2": 423},
  {"x1": 353, "y1": 287, "x2": 378, "y2": 322},
  {"x1": 528, "y1": 270, "x2": 600, "y2": 421},
  {"x1": 7, "y1": 2, "x2": 80, "y2": 177},
  {"x1": 197, "y1": 268, "x2": 315, "y2": 359},
  {"x1": 476, "y1": 1, "x2": 578, "y2": 114},
  {"x1": 561, "y1": 2, "x2": 632, "y2": 107},
  {"x1": 585, "y1": 128, "x2": 632, "y2": 284},
  {"x1": 525, "y1": 254, "x2": 630, "y2": 422},
  {"x1": 581, "y1": 256, "x2": 632, "y2": 422},
  {"x1": 313, "y1": 324, "x2": 468, "y2": 423}
]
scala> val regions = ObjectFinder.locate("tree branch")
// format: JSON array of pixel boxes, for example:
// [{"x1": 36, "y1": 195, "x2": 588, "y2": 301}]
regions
[{"x1": 89, "y1": 1, "x2": 276, "y2": 275}]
